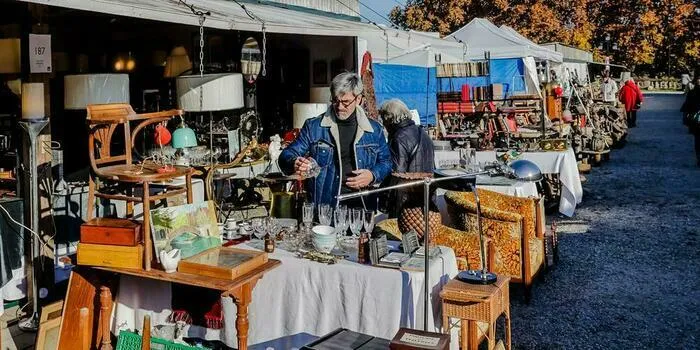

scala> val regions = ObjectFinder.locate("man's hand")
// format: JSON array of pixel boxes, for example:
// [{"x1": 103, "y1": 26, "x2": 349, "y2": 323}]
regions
[
  {"x1": 294, "y1": 157, "x2": 311, "y2": 176},
  {"x1": 346, "y1": 169, "x2": 374, "y2": 189}
]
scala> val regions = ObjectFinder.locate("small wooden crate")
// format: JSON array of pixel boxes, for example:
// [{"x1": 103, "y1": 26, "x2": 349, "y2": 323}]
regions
[
  {"x1": 80, "y1": 218, "x2": 141, "y2": 246},
  {"x1": 177, "y1": 247, "x2": 268, "y2": 280},
  {"x1": 77, "y1": 243, "x2": 143, "y2": 269}
]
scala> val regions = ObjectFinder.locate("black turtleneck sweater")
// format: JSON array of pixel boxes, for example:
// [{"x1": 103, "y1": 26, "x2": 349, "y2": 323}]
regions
[{"x1": 337, "y1": 111, "x2": 358, "y2": 193}]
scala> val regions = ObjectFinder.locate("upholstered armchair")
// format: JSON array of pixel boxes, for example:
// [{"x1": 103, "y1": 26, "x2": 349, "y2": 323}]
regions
[
  {"x1": 374, "y1": 219, "x2": 487, "y2": 271},
  {"x1": 444, "y1": 189, "x2": 545, "y2": 300}
]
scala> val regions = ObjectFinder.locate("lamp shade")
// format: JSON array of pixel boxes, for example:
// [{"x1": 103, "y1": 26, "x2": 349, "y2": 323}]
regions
[
  {"x1": 176, "y1": 73, "x2": 244, "y2": 112},
  {"x1": 0, "y1": 39, "x2": 21, "y2": 74},
  {"x1": 293, "y1": 103, "x2": 328, "y2": 129},
  {"x1": 164, "y1": 46, "x2": 192, "y2": 78},
  {"x1": 172, "y1": 126, "x2": 197, "y2": 149},
  {"x1": 21, "y1": 83, "x2": 44, "y2": 120},
  {"x1": 64, "y1": 74, "x2": 130, "y2": 110},
  {"x1": 309, "y1": 87, "x2": 331, "y2": 103}
]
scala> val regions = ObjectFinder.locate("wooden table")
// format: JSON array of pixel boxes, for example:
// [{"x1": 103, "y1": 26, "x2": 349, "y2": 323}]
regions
[
  {"x1": 58, "y1": 260, "x2": 280, "y2": 350},
  {"x1": 440, "y1": 276, "x2": 511, "y2": 350}
]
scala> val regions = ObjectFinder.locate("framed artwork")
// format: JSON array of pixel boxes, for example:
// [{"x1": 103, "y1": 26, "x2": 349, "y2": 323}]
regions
[
  {"x1": 39, "y1": 300, "x2": 64, "y2": 324},
  {"x1": 150, "y1": 201, "x2": 221, "y2": 262},
  {"x1": 313, "y1": 60, "x2": 327, "y2": 85},
  {"x1": 36, "y1": 317, "x2": 61, "y2": 350}
]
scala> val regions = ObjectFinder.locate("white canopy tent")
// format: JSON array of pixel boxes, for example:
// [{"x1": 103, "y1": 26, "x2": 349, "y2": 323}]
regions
[
  {"x1": 386, "y1": 45, "x2": 463, "y2": 67},
  {"x1": 18, "y1": 0, "x2": 371, "y2": 36},
  {"x1": 445, "y1": 18, "x2": 563, "y2": 63},
  {"x1": 358, "y1": 27, "x2": 466, "y2": 63}
]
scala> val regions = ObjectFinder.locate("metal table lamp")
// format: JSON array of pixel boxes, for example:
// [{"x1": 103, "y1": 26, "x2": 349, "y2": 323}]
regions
[
  {"x1": 172, "y1": 120, "x2": 198, "y2": 166},
  {"x1": 458, "y1": 159, "x2": 543, "y2": 285}
]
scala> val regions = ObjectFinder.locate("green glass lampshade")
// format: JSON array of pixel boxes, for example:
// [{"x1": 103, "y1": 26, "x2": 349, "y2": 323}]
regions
[{"x1": 172, "y1": 126, "x2": 197, "y2": 149}]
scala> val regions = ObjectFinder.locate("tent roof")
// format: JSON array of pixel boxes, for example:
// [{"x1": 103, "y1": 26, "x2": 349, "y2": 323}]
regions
[
  {"x1": 19, "y1": 0, "x2": 370, "y2": 36},
  {"x1": 445, "y1": 18, "x2": 563, "y2": 62},
  {"x1": 386, "y1": 45, "x2": 463, "y2": 67},
  {"x1": 359, "y1": 26, "x2": 466, "y2": 63}
]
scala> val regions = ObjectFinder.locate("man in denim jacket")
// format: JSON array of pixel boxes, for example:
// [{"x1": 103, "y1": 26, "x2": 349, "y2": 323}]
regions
[{"x1": 279, "y1": 72, "x2": 392, "y2": 208}]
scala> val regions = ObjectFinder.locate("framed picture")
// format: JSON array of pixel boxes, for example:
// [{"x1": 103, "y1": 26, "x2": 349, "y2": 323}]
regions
[
  {"x1": 39, "y1": 300, "x2": 64, "y2": 324},
  {"x1": 36, "y1": 317, "x2": 61, "y2": 350},
  {"x1": 150, "y1": 201, "x2": 221, "y2": 262},
  {"x1": 313, "y1": 60, "x2": 327, "y2": 85}
]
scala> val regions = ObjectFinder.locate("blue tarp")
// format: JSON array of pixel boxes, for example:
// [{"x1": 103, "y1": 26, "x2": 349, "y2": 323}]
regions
[{"x1": 374, "y1": 58, "x2": 526, "y2": 125}]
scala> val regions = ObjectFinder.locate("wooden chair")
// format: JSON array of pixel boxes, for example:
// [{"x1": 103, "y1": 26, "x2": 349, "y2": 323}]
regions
[
  {"x1": 445, "y1": 189, "x2": 545, "y2": 302},
  {"x1": 85, "y1": 103, "x2": 194, "y2": 271}
]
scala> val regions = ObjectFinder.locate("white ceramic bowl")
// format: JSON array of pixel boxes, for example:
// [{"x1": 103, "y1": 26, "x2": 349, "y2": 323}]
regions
[{"x1": 312, "y1": 225, "x2": 336, "y2": 253}]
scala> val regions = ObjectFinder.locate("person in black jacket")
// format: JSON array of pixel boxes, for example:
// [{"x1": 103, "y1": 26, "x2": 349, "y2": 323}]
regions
[
  {"x1": 681, "y1": 73, "x2": 700, "y2": 166},
  {"x1": 379, "y1": 99, "x2": 434, "y2": 173}
]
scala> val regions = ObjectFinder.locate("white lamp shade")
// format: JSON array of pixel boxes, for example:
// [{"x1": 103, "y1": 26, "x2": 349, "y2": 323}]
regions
[
  {"x1": 176, "y1": 73, "x2": 244, "y2": 112},
  {"x1": 293, "y1": 103, "x2": 328, "y2": 129},
  {"x1": 310, "y1": 87, "x2": 331, "y2": 103},
  {"x1": 22, "y1": 83, "x2": 44, "y2": 119},
  {"x1": 0, "y1": 39, "x2": 21, "y2": 74},
  {"x1": 64, "y1": 74, "x2": 130, "y2": 110}
]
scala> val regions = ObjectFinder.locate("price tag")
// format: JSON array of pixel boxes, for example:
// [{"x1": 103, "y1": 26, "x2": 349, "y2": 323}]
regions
[{"x1": 29, "y1": 34, "x2": 52, "y2": 73}]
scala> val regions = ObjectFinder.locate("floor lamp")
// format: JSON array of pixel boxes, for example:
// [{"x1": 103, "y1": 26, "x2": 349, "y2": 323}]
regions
[
  {"x1": 18, "y1": 83, "x2": 49, "y2": 331},
  {"x1": 337, "y1": 169, "x2": 487, "y2": 331}
]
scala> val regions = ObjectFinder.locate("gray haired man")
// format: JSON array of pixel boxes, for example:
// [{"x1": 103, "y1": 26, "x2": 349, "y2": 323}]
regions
[{"x1": 279, "y1": 72, "x2": 392, "y2": 208}]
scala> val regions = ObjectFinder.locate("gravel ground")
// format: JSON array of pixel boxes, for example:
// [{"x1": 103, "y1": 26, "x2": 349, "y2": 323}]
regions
[{"x1": 509, "y1": 94, "x2": 700, "y2": 350}]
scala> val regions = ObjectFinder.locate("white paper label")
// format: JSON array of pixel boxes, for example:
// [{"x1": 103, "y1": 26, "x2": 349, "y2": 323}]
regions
[
  {"x1": 400, "y1": 333, "x2": 440, "y2": 347},
  {"x1": 29, "y1": 34, "x2": 52, "y2": 73}
]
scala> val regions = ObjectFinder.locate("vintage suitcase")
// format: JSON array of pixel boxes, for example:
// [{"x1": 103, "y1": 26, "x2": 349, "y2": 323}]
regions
[
  {"x1": 390, "y1": 328, "x2": 449, "y2": 350},
  {"x1": 77, "y1": 243, "x2": 143, "y2": 269},
  {"x1": 80, "y1": 218, "x2": 141, "y2": 246}
]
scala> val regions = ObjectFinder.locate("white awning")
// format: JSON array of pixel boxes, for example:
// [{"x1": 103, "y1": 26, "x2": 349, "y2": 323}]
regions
[{"x1": 19, "y1": 0, "x2": 369, "y2": 36}]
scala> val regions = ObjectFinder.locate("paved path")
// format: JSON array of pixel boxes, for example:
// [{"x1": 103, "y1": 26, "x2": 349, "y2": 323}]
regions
[{"x1": 510, "y1": 94, "x2": 700, "y2": 349}]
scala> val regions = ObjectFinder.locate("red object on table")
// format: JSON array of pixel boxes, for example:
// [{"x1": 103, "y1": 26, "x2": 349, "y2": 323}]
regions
[
  {"x1": 461, "y1": 84, "x2": 471, "y2": 102},
  {"x1": 153, "y1": 124, "x2": 172, "y2": 146}
]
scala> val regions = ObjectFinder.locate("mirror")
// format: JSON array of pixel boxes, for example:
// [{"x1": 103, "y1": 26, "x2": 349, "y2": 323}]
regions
[{"x1": 241, "y1": 37, "x2": 262, "y2": 83}]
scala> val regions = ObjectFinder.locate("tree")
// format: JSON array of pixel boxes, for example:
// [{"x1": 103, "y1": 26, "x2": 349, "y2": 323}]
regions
[{"x1": 389, "y1": 0, "x2": 700, "y2": 75}]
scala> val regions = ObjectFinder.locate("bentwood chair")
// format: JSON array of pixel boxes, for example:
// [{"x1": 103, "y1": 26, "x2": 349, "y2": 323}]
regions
[
  {"x1": 445, "y1": 189, "x2": 545, "y2": 302},
  {"x1": 85, "y1": 103, "x2": 194, "y2": 270}
]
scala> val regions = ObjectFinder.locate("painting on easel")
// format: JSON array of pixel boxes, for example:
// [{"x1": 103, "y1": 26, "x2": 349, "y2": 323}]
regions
[{"x1": 150, "y1": 201, "x2": 221, "y2": 262}]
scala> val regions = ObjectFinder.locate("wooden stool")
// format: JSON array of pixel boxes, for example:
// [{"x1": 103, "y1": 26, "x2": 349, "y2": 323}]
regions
[{"x1": 440, "y1": 275, "x2": 511, "y2": 350}]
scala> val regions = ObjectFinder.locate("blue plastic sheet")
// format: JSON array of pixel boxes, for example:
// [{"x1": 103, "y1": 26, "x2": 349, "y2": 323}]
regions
[{"x1": 374, "y1": 59, "x2": 526, "y2": 125}]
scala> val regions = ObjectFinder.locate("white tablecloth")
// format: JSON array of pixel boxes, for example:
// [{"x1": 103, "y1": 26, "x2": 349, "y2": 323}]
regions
[
  {"x1": 434, "y1": 148, "x2": 582, "y2": 216},
  {"x1": 112, "y1": 243, "x2": 459, "y2": 349}
]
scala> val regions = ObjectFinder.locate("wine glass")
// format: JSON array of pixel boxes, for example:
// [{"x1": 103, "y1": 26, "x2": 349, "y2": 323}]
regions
[
  {"x1": 266, "y1": 217, "x2": 280, "y2": 239},
  {"x1": 363, "y1": 210, "x2": 375, "y2": 236},
  {"x1": 349, "y1": 208, "x2": 363, "y2": 237},
  {"x1": 318, "y1": 204, "x2": 332, "y2": 226},
  {"x1": 302, "y1": 202, "x2": 314, "y2": 227},
  {"x1": 334, "y1": 208, "x2": 347, "y2": 236}
]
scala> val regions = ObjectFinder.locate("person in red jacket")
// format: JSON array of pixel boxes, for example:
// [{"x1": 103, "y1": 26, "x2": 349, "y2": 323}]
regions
[{"x1": 619, "y1": 78, "x2": 644, "y2": 127}]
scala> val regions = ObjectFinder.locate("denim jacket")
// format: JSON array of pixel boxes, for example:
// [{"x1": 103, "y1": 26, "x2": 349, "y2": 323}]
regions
[{"x1": 279, "y1": 106, "x2": 392, "y2": 207}]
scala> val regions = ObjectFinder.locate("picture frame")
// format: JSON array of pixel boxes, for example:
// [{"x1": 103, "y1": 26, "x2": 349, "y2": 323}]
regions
[
  {"x1": 150, "y1": 201, "x2": 221, "y2": 262},
  {"x1": 36, "y1": 317, "x2": 62, "y2": 350},
  {"x1": 313, "y1": 60, "x2": 328, "y2": 85},
  {"x1": 39, "y1": 300, "x2": 64, "y2": 324}
]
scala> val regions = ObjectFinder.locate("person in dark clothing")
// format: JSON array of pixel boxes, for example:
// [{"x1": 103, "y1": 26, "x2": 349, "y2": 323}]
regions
[
  {"x1": 681, "y1": 73, "x2": 700, "y2": 166},
  {"x1": 379, "y1": 99, "x2": 434, "y2": 173}
]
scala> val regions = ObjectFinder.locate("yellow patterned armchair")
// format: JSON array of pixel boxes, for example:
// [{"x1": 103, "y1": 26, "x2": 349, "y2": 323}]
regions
[
  {"x1": 374, "y1": 219, "x2": 488, "y2": 271},
  {"x1": 444, "y1": 189, "x2": 545, "y2": 300}
]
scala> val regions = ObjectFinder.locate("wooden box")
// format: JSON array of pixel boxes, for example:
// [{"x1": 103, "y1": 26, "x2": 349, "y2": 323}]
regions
[
  {"x1": 80, "y1": 218, "x2": 141, "y2": 246},
  {"x1": 390, "y1": 328, "x2": 449, "y2": 350},
  {"x1": 77, "y1": 243, "x2": 143, "y2": 269},
  {"x1": 177, "y1": 247, "x2": 268, "y2": 280}
]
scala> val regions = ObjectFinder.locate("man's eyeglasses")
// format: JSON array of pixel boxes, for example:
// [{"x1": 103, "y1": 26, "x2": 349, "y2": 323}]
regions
[{"x1": 332, "y1": 95, "x2": 361, "y2": 108}]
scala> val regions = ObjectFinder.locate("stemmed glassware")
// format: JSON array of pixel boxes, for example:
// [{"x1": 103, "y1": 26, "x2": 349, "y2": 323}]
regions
[
  {"x1": 302, "y1": 202, "x2": 314, "y2": 228},
  {"x1": 349, "y1": 208, "x2": 363, "y2": 237},
  {"x1": 333, "y1": 205, "x2": 348, "y2": 236},
  {"x1": 318, "y1": 204, "x2": 333, "y2": 226},
  {"x1": 363, "y1": 210, "x2": 375, "y2": 236},
  {"x1": 251, "y1": 217, "x2": 266, "y2": 243}
]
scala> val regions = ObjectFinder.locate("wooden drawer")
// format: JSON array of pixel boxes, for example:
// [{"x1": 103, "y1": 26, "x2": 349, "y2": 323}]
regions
[
  {"x1": 80, "y1": 218, "x2": 141, "y2": 246},
  {"x1": 77, "y1": 243, "x2": 143, "y2": 269}
]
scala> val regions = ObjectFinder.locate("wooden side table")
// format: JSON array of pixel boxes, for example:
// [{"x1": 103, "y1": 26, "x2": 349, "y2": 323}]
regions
[{"x1": 440, "y1": 275, "x2": 511, "y2": 350}]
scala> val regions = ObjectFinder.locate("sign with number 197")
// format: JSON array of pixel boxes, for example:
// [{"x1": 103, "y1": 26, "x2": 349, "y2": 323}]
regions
[{"x1": 29, "y1": 34, "x2": 52, "y2": 73}]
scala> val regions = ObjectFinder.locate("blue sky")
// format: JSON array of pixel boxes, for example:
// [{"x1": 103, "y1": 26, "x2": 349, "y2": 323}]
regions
[{"x1": 358, "y1": 0, "x2": 406, "y2": 26}]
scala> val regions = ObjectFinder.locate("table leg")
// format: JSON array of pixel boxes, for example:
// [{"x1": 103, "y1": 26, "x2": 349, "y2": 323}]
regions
[
  {"x1": 460, "y1": 319, "x2": 468, "y2": 350},
  {"x1": 467, "y1": 320, "x2": 479, "y2": 350},
  {"x1": 229, "y1": 282, "x2": 255, "y2": 350},
  {"x1": 505, "y1": 312, "x2": 512, "y2": 350},
  {"x1": 488, "y1": 321, "x2": 496, "y2": 349},
  {"x1": 143, "y1": 182, "x2": 151, "y2": 271},
  {"x1": 99, "y1": 286, "x2": 113, "y2": 350}
]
